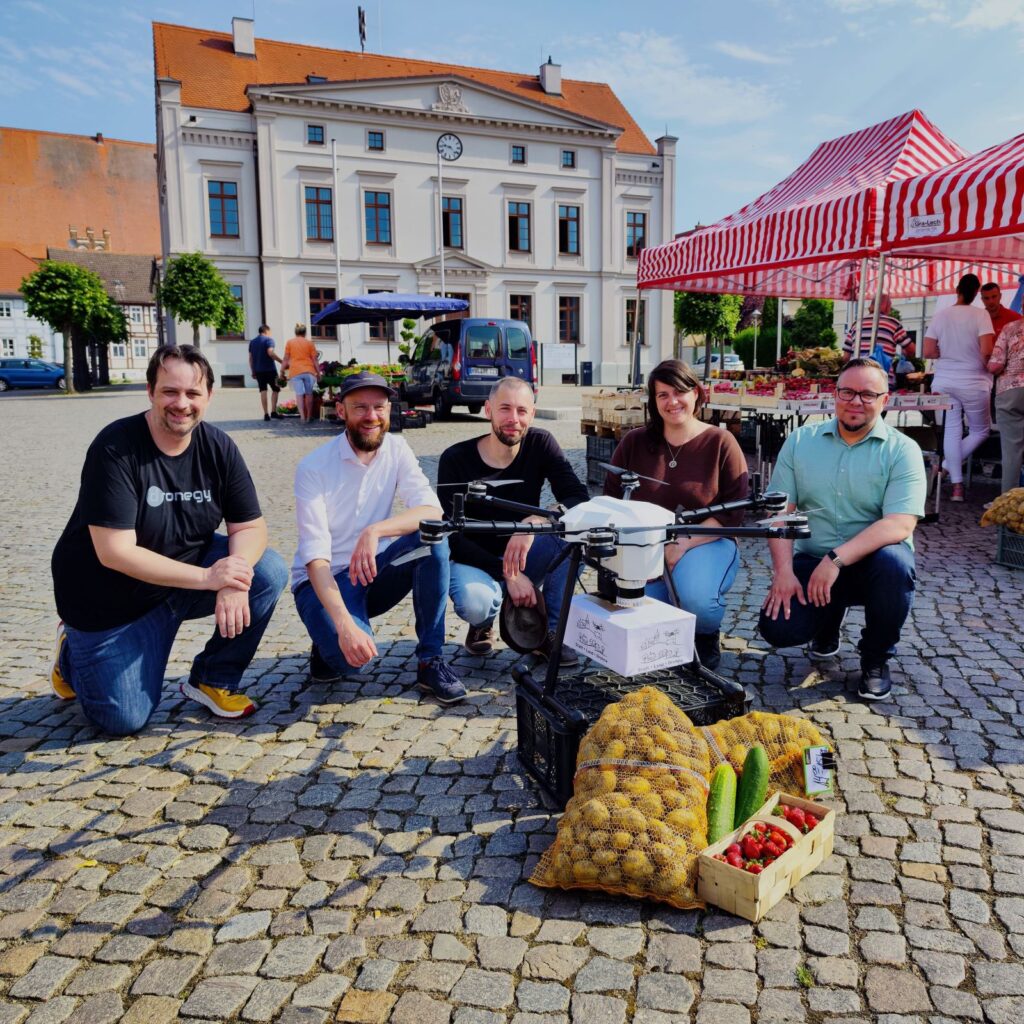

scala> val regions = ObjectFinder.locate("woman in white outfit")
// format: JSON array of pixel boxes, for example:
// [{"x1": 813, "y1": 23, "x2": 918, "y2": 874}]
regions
[{"x1": 923, "y1": 275, "x2": 995, "y2": 502}]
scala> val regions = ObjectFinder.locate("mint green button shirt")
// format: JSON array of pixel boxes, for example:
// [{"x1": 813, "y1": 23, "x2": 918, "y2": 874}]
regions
[{"x1": 769, "y1": 417, "x2": 927, "y2": 558}]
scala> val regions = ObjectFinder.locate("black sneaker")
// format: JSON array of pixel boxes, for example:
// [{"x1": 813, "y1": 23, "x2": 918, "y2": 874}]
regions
[
  {"x1": 534, "y1": 631, "x2": 580, "y2": 667},
  {"x1": 271, "y1": 411, "x2": 283, "y2": 420},
  {"x1": 694, "y1": 632, "x2": 721, "y2": 671},
  {"x1": 858, "y1": 662, "x2": 892, "y2": 701},
  {"x1": 417, "y1": 658, "x2": 467, "y2": 705},
  {"x1": 309, "y1": 645, "x2": 346, "y2": 684},
  {"x1": 264, "y1": 413, "x2": 271, "y2": 421},
  {"x1": 464, "y1": 622, "x2": 494, "y2": 656},
  {"x1": 808, "y1": 630, "x2": 841, "y2": 660}
]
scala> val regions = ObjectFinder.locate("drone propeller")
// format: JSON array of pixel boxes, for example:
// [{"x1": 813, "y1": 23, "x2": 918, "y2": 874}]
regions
[
  {"x1": 436, "y1": 479, "x2": 524, "y2": 489},
  {"x1": 598, "y1": 463, "x2": 668, "y2": 488},
  {"x1": 388, "y1": 545, "x2": 433, "y2": 567},
  {"x1": 755, "y1": 506, "x2": 824, "y2": 526}
]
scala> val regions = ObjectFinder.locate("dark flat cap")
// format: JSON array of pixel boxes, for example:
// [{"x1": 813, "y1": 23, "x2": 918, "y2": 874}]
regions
[{"x1": 336, "y1": 370, "x2": 397, "y2": 399}]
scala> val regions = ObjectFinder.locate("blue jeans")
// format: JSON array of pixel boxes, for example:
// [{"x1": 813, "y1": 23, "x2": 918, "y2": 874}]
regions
[
  {"x1": 645, "y1": 538, "x2": 740, "y2": 635},
  {"x1": 60, "y1": 537, "x2": 288, "y2": 736},
  {"x1": 448, "y1": 534, "x2": 572, "y2": 631},
  {"x1": 758, "y1": 543, "x2": 916, "y2": 666},
  {"x1": 294, "y1": 533, "x2": 450, "y2": 673}
]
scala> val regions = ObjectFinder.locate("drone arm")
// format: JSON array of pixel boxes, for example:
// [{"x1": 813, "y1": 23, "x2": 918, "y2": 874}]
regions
[
  {"x1": 663, "y1": 523, "x2": 812, "y2": 542},
  {"x1": 467, "y1": 492, "x2": 560, "y2": 521},
  {"x1": 418, "y1": 518, "x2": 566, "y2": 545}
]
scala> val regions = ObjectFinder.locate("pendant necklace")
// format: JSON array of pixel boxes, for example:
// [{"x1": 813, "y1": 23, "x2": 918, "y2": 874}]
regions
[{"x1": 666, "y1": 440, "x2": 683, "y2": 469}]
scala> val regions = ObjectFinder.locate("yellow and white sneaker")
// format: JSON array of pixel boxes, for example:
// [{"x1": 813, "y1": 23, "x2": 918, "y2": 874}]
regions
[
  {"x1": 51, "y1": 623, "x2": 75, "y2": 700},
  {"x1": 181, "y1": 681, "x2": 256, "y2": 719}
]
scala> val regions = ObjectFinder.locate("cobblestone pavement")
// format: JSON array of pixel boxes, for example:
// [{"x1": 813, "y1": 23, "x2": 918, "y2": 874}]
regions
[{"x1": 0, "y1": 385, "x2": 1022, "y2": 1024}]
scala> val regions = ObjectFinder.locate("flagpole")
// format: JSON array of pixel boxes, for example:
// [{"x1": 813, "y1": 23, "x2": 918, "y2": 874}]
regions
[{"x1": 437, "y1": 149, "x2": 446, "y2": 299}]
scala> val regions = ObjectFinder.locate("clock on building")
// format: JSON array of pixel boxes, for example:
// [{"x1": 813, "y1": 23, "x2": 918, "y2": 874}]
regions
[{"x1": 436, "y1": 133, "x2": 463, "y2": 161}]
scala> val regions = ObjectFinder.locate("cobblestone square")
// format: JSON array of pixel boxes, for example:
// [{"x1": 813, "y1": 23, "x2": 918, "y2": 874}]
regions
[{"x1": 0, "y1": 385, "x2": 1022, "y2": 1023}]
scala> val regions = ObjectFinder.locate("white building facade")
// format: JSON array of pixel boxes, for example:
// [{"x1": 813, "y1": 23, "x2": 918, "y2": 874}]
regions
[
  {"x1": 0, "y1": 295, "x2": 60, "y2": 363},
  {"x1": 155, "y1": 20, "x2": 675, "y2": 386}
]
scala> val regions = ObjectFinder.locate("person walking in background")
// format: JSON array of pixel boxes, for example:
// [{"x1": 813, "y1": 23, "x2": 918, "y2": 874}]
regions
[
  {"x1": 248, "y1": 323, "x2": 284, "y2": 422},
  {"x1": 282, "y1": 324, "x2": 321, "y2": 423},
  {"x1": 924, "y1": 274, "x2": 995, "y2": 502},
  {"x1": 842, "y1": 293, "x2": 914, "y2": 384},
  {"x1": 980, "y1": 282, "x2": 1021, "y2": 340},
  {"x1": 988, "y1": 317, "x2": 1024, "y2": 494}
]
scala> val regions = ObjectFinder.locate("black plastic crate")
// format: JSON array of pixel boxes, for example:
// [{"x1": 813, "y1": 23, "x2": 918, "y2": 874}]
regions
[
  {"x1": 586, "y1": 434, "x2": 618, "y2": 461},
  {"x1": 515, "y1": 667, "x2": 750, "y2": 808},
  {"x1": 586, "y1": 456, "x2": 608, "y2": 488},
  {"x1": 996, "y1": 526, "x2": 1024, "y2": 570}
]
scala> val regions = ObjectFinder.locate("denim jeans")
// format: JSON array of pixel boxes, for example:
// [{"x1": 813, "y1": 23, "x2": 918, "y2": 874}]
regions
[
  {"x1": 61, "y1": 537, "x2": 288, "y2": 736},
  {"x1": 645, "y1": 538, "x2": 740, "y2": 635},
  {"x1": 294, "y1": 532, "x2": 450, "y2": 674},
  {"x1": 758, "y1": 543, "x2": 916, "y2": 666},
  {"x1": 448, "y1": 534, "x2": 572, "y2": 631}
]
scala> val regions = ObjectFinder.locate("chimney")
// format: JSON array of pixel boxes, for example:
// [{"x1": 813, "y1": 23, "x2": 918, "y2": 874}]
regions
[
  {"x1": 69, "y1": 226, "x2": 78, "y2": 249},
  {"x1": 539, "y1": 56, "x2": 561, "y2": 96},
  {"x1": 86, "y1": 228, "x2": 95, "y2": 249},
  {"x1": 232, "y1": 17, "x2": 255, "y2": 57},
  {"x1": 94, "y1": 132, "x2": 104, "y2": 144},
  {"x1": 102, "y1": 229, "x2": 111, "y2": 251}
]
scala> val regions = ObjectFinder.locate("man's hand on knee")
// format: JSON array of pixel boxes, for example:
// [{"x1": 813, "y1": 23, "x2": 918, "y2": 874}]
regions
[
  {"x1": 806, "y1": 558, "x2": 840, "y2": 608},
  {"x1": 762, "y1": 569, "x2": 806, "y2": 620},
  {"x1": 205, "y1": 556, "x2": 254, "y2": 592},
  {"x1": 339, "y1": 624, "x2": 378, "y2": 668},
  {"x1": 216, "y1": 589, "x2": 251, "y2": 638}
]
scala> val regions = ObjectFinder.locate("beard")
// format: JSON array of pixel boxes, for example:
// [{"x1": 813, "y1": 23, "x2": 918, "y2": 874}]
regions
[
  {"x1": 347, "y1": 421, "x2": 388, "y2": 452},
  {"x1": 156, "y1": 408, "x2": 199, "y2": 438},
  {"x1": 492, "y1": 422, "x2": 526, "y2": 448}
]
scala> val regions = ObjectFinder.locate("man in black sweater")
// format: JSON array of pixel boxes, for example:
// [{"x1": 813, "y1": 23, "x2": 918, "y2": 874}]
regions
[{"x1": 437, "y1": 377, "x2": 589, "y2": 659}]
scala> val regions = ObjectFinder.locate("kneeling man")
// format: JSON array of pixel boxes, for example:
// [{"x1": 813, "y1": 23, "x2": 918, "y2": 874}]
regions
[
  {"x1": 759, "y1": 358, "x2": 927, "y2": 701},
  {"x1": 438, "y1": 377, "x2": 589, "y2": 660},
  {"x1": 292, "y1": 371, "x2": 465, "y2": 703},
  {"x1": 51, "y1": 345, "x2": 288, "y2": 735}
]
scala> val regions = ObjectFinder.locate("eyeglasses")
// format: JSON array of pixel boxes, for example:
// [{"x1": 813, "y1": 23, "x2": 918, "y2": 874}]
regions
[{"x1": 835, "y1": 387, "x2": 887, "y2": 404}]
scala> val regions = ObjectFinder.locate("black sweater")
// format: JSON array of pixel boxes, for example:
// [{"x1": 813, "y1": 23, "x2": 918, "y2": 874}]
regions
[{"x1": 437, "y1": 428, "x2": 589, "y2": 579}]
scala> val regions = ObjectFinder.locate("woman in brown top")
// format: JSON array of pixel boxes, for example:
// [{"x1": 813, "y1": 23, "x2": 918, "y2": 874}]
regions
[{"x1": 604, "y1": 359, "x2": 749, "y2": 668}]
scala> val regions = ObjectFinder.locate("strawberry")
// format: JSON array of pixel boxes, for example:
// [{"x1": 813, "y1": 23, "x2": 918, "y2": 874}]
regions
[
  {"x1": 727, "y1": 853, "x2": 743, "y2": 868},
  {"x1": 804, "y1": 814, "x2": 819, "y2": 831},
  {"x1": 746, "y1": 862, "x2": 764, "y2": 874},
  {"x1": 785, "y1": 806, "x2": 806, "y2": 828},
  {"x1": 742, "y1": 836, "x2": 763, "y2": 860},
  {"x1": 726, "y1": 843, "x2": 742, "y2": 857},
  {"x1": 764, "y1": 840, "x2": 783, "y2": 859},
  {"x1": 769, "y1": 830, "x2": 790, "y2": 850}
]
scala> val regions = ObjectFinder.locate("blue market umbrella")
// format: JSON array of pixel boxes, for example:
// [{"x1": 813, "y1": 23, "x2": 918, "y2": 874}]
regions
[{"x1": 1010, "y1": 275, "x2": 1024, "y2": 314}]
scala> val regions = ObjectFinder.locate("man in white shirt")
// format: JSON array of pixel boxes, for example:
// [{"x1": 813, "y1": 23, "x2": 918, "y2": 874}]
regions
[{"x1": 291, "y1": 371, "x2": 465, "y2": 703}]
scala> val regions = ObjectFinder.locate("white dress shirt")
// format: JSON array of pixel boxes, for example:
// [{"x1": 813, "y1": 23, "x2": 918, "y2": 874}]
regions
[{"x1": 291, "y1": 431, "x2": 440, "y2": 590}]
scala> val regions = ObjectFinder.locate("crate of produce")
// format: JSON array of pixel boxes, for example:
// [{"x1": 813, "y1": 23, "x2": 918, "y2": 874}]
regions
[
  {"x1": 581, "y1": 388, "x2": 616, "y2": 422},
  {"x1": 996, "y1": 526, "x2": 1024, "y2": 570},
  {"x1": 742, "y1": 383, "x2": 783, "y2": 409},
  {"x1": 697, "y1": 791, "x2": 835, "y2": 921},
  {"x1": 586, "y1": 434, "x2": 618, "y2": 462},
  {"x1": 599, "y1": 390, "x2": 645, "y2": 423},
  {"x1": 514, "y1": 665, "x2": 749, "y2": 808},
  {"x1": 604, "y1": 406, "x2": 646, "y2": 428}
]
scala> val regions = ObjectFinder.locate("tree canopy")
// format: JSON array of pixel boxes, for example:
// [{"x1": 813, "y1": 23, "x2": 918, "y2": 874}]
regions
[
  {"x1": 673, "y1": 292, "x2": 743, "y2": 342},
  {"x1": 790, "y1": 298, "x2": 837, "y2": 349},
  {"x1": 160, "y1": 252, "x2": 244, "y2": 346}
]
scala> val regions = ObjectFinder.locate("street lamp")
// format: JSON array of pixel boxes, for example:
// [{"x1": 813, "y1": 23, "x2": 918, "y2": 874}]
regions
[{"x1": 751, "y1": 308, "x2": 761, "y2": 369}]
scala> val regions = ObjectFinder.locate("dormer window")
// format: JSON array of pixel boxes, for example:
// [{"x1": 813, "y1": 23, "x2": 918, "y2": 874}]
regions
[{"x1": 306, "y1": 74, "x2": 327, "y2": 83}]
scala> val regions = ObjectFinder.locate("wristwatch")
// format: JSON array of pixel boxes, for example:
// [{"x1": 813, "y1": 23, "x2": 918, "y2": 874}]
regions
[{"x1": 825, "y1": 549, "x2": 844, "y2": 569}]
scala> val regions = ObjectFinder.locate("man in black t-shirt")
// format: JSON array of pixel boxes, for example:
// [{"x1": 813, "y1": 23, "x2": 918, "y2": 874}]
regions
[
  {"x1": 437, "y1": 377, "x2": 588, "y2": 660},
  {"x1": 248, "y1": 324, "x2": 284, "y2": 422},
  {"x1": 50, "y1": 345, "x2": 288, "y2": 735}
]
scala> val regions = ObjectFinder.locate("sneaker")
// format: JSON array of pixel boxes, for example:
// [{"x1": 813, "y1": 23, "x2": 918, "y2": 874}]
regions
[
  {"x1": 858, "y1": 663, "x2": 892, "y2": 702},
  {"x1": 51, "y1": 622, "x2": 74, "y2": 700},
  {"x1": 808, "y1": 630, "x2": 841, "y2": 660},
  {"x1": 309, "y1": 644, "x2": 346, "y2": 684},
  {"x1": 271, "y1": 411, "x2": 283, "y2": 420},
  {"x1": 534, "y1": 631, "x2": 580, "y2": 667},
  {"x1": 464, "y1": 622, "x2": 495, "y2": 656},
  {"x1": 694, "y1": 632, "x2": 721, "y2": 671},
  {"x1": 417, "y1": 658, "x2": 467, "y2": 704},
  {"x1": 264, "y1": 413, "x2": 271, "y2": 421},
  {"x1": 950, "y1": 483, "x2": 965, "y2": 502},
  {"x1": 181, "y1": 681, "x2": 256, "y2": 718}
]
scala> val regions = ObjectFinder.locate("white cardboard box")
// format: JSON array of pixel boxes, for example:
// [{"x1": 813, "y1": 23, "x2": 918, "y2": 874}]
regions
[{"x1": 564, "y1": 595, "x2": 696, "y2": 677}]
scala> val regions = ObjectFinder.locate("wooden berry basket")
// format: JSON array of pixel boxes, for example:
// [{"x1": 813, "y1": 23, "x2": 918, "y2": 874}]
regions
[{"x1": 697, "y1": 791, "x2": 835, "y2": 922}]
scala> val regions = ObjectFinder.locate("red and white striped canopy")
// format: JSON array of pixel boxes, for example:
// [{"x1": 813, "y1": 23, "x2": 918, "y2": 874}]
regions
[{"x1": 638, "y1": 110, "x2": 968, "y2": 298}]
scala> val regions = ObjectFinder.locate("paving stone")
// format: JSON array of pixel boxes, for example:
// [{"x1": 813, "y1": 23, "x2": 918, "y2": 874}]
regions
[
  {"x1": 259, "y1": 936, "x2": 327, "y2": 978},
  {"x1": 803, "y1": 925, "x2": 850, "y2": 956},
  {"x1": 706, "y1": 943, "x2": 756, "y2": 970},
  {"x1": 293, "y1": 974, "x2": 351, "y2": 1008},
  {"x1": 9, "y1": 956, "x2": 81, "y2": 999},
  {"x1": 240, "y1": 980, "x2": 295, "y2": 1022},
  {"x1": 807, "y1": 987, "x2": 861, "y2": 1013},
  {"x1": 477, "y1": 936, "x2": 528, "y2": 970},
  {"x1": 516, "y1": 981, "x2": 571, "y2": 1013},
  {"x1": 119, "y1": 996, "x2": 182, "y2": 1024},
  {"x1": 64, "y1": 964, "x2": 131, "y2": 995},
  {"x1": 432, "y1": 935, "x2": 474, "y2": 961},
  {"x1": 864, "y1": 967, "x2": 932, "y2": 1012},
  {"x1": 535, "y1": 921, "x2": 586, "y2": 944},
  {"x1": 355, "y1": 959, "x2": 399, "y2": 991},
  {"x1": 757, "y1": 948, "x2": 801, "y2": 988},
  {"x1": 0, "y1": 942, "x2": 48, "y2": 976},
  {"x1": 754, "y1": 988, "x2": 805, "y2": 1023},
  {"x1": 336, "y1": 990, "x2": 398, "y2": 1024},
  {"x1": 204, "y1": 939, "x2": 271, "y2": 976},
  {"x1": 976, "y1": 964, "x2": 1024, "y2": 995},
  {"x1": 465, "y1": 905, "x2": 507, "y2": 936},
  {"x1": 695, "y1": 1004, "x2": 749, "y2": 1024},
  {"x1": 569, "y1": 994, "x2": 626, "y2": 1024},
  {"x1": 521, "y1": 945, "x2": 589, "y2": 981},
  {"x1": 573, "y1": 957, "x2": 633, "y2": 993},
  {"x1": 635, "y1": 974, "x2": 694, "y2": 1012},
  {"x1": 64, "y1": 992, "x2": 123, "y2": 1024},
  {"x1": 930, "y1": 986, "x2": 983, "y2": 1019},
  {"x1": 807, "y1": 956, "x2": 859, "y2": 987},
  {"x1": 180, "y1": 975, "x2": 259, "y2": 1018},
  {"x1": 450, "y1": 968, "x2": 515, "y2": 1008},
  {"x1": 391, "y1": 992, "x2": 452, "y2": 1024},
  {"x1": 404, "y1": 961, "x2": 466, "y2": 995},
  {"x1": 215, "y1": 911, "x2": 272, "y2": 942},
  {"x1": 131, "y1": 956, "x2": 202, "y2": 996},
  {"x1": 645, "y1": 934, "x2": 701, "y2": 974},
  {"x1": 586, "y1": 927, "x2": 644, "y2": 959},
  {"x1": 860, "y1": 932, "x2": 907, "y2": 964}
]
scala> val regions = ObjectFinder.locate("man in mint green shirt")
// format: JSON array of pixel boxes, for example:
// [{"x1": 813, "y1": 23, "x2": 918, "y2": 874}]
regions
[{"x1": 759, "y1": 358, "x2": 926, "y2": 701}]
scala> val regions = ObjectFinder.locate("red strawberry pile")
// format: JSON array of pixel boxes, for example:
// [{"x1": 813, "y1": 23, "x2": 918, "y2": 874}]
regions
[
  {"x1": 773, "y1": 803, "x2": 819, "y2": 834},
  {"x1": 712, "y1": 821, "x2": 794, "y2": 874}
]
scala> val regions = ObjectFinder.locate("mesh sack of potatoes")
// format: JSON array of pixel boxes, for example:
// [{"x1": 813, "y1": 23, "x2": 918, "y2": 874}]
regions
[
  {"x1": 531, "y1": 687, "x2": 711, "y2": 909},
  {"x1": 980, "y1": 487, "x2": 1024, "y2": 533},
  {"x1": 700, "y1": 711, "x2": 827, "y2": 799}
]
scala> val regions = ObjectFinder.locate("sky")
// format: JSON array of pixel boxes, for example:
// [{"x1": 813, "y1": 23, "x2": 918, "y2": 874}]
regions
[{"x1": 4, "y1": 0, "x2": 1024, "y2": 232}]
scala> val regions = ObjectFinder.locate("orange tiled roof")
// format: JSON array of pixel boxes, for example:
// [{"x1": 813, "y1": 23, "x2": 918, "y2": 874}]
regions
[
  {"x1": 0, "y1": 127, "x2": 160, "y2": 261},
  {"x1": 0, "y1": 247, "x2": 40, "y2": 296},
  {"x1": 152, "y1": 22, "x2": 655, "y2": 156}
]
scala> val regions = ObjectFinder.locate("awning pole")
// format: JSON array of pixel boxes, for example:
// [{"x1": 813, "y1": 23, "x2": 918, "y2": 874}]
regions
[
  {"x1": 868, "y1": 253, "x2": 886, "y2": 352},
  {"x1": 776, "y1": 297, "x2": 783, "y2": 365},
  {"x1": 853, "y1": 257, "x2": 869, "y2": 357}
]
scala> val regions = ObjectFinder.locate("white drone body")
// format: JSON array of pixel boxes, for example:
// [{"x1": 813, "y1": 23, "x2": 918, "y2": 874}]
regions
[{"x1": 561, "y1": 496, "x2": 674, "y2": 606}]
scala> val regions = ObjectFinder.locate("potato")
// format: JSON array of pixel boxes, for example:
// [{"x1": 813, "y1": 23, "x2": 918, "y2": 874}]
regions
[{"x1": 581, "y1": 799, "x2": 611, "y2": 829}]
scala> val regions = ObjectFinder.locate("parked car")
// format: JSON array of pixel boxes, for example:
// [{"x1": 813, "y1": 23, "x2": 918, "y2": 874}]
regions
[
  {"x1": 0, "y1": 358, "x2": 65, "y2": 391},
  {"x1": 691, "y1": 352, "x2": 745, "y2": 373},
  {"x1": 403, "y1": 317, "x2": 537, "y2": 418}
]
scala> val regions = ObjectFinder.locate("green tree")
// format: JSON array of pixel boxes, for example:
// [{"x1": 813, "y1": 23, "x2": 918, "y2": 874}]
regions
[
  {"x1": 27, "y1": 334, "x2": 43, "y2": 359},
  {"x1": 732, "y1": 326, "x2": 791, "y2": 369},
  {"x1": 674, "y1": 292, "x2": 742, "y2": 371},
  {"x1": 790, "y1": 298, "x2": 837, "y2": 349},
  {"x1": 159, "y1": 252, "x2": 244, "y2": 347},
  {"x1": 398, "y1": 317, "x2": 418, "y2": 364},
  {"x1": 21, "y1": 261, "x2": 114, "y2": 394}
]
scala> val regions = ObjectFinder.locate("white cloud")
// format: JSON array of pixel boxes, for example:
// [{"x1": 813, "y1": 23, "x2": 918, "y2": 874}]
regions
[
  {"x1": 956, "y1": 0, "x2": 1024, "y2": 29},
  {"x1": 564, "y1": 31, "x2": 779, "y2": 127},
  {"x1": 712, "y1": 41, "x2": 789, "y2": 65},
  {"x1": 45, "y1": 68, "x2": 100, "y2": 97}
]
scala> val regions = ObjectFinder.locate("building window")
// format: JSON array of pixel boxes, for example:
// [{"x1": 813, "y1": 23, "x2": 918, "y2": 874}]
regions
[
  {"x1": 0, "y1": 301, "x2": 12, "y2": 318},
  {"x1": 367, "y1": 289, "x2": 393, "y2": 342},
  {"x1": 1, "y1": 338, "x2": 14, "y2": 357},
  {"x1": 217, "y1": 284, "x2": 245, "y2": 339},
  {"x1": 626, "y1": 211, "x2": 647, "y2": 258},
  {"x1": 133, "y1": 339, "x2": 148, "y2": 359},
  {"x1": 111, "y1": 342, "x2": 127, "y2": 359},
  {"x1": 309, "y1": 287, "x2": 337, "y2": 339},
  {"x1": 305, "y1": 186, "x2": 334, "y2": 241},
  {"x1": 208, "y1": 180, "x2": 239, "y2": 238},
  {"x1": 367, "y1": 130, "x2": 385, "y2": 152},
  {"x1": 508, "y1": 201, "x2": 531, "y2": 252},
  {"x1": 510, "y1": 294, "x2": 532, "y2": 329},
  {"x1": 626, "y1": 298, "x2": 647, "y2": 346},
  {"x1": 129, "y1": 305, "x2": 143, "y2": 324},
  {"x1": 434, "y1": 291, "x2": 471, "y2": 318},
  {"x1": 558, "y1": 204, "x2": 581, "y2": 255},
  {"x1": 558, "y1": 296, "x2": 580, "y2": 343},
  {"x1": 364, "y1": 191, "x2": 392, "y2": 244},
  {"x1": 442, "y1": 196, "x2": 463, "y2": 249},
  {"x1": 307, "y1": 124, "x2": 325, "y2": 145},
  {"x1": 561, "y1": 149, "x2": 577, "y2": 169},
  {"x1": 510, "y1": 144, "x2": 526, "y2": 165}
]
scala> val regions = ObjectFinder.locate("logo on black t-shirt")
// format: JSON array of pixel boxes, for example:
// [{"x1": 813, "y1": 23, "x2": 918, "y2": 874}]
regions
[{"x1": 146, "y1": 485, "x2": 213, "y2": 507}]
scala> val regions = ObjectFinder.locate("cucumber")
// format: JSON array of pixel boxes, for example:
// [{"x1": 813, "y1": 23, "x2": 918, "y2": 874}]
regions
[
  {"x1": 734, "y1": 745, "x2": 770, "y2": 827},
  {"x1": 706, "y1": 763, "x2": 738, "y2": 844}
]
